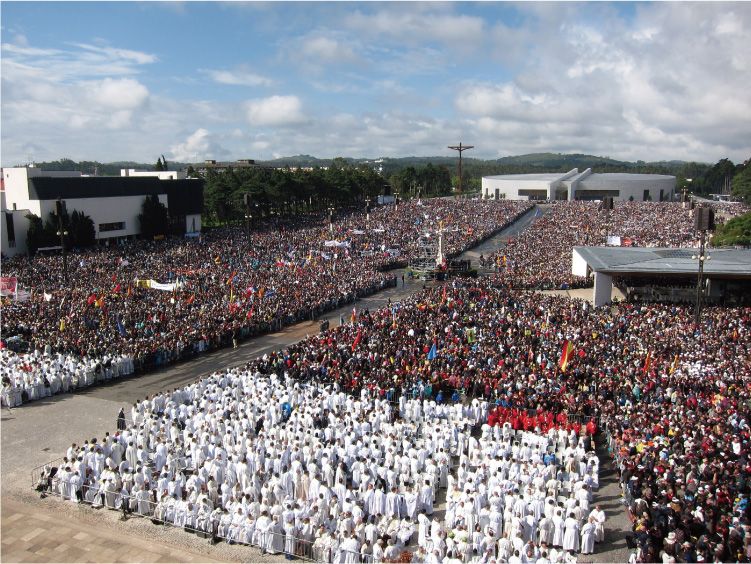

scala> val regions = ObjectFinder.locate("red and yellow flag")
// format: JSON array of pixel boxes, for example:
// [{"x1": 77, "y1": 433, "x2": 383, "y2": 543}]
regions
[
  {"x1": 558, "y1": 341, "x2": 574, "y2": 372},
  {"x1": 558, "y1": 340, "x2": 575, "y2": 371},
  {"x1": 669, "y1": 354, "x2": 679, "y2": 375},
  {"x1": 643, "y1": 351, "x2": 652, "y2": 374}
]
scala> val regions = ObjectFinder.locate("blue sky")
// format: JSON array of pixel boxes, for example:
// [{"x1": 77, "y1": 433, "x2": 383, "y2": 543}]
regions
[{"x1": 2, "y1": 2, "x2": 749, "y2": 165}]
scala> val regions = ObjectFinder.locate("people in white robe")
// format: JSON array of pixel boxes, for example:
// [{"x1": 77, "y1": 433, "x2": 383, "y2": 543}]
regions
[{"x1": 53, "y1": 366, "x2": 603, "y2": 562}]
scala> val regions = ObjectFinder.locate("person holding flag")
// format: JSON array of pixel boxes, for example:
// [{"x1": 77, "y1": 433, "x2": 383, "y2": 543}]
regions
[{"x1": 559, "y1": 340, "x2": 574, "y2": 371}]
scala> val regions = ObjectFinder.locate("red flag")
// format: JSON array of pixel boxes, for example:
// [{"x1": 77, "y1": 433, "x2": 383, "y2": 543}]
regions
[
  {"x1": 87, "y1": 293, "x2": 97, "y2": 306},
  {"x1": 352, "y1": 328, "x2": 362, "y2": 351},
  {"x1": 226, "y1": 271, "x2": 237, "y2": 286},
  {"x1": 441, "y1": 286, "x2": 447, "y2": 305},
  {"x1": 558, "y1": 340, "x2": 574, "y2": 371},
  {"x1": 113, "y1": 283, "x2": 121, "y2": 294},
  {"x1": 643, "y1": 351, "x2": 652, "y2": 374},
  {"x1": 185, "y1": 294, "x2": 195, "y2": 305},
  {"x1": 246, "y1": 307, "x2": 254, "y2": 319}
]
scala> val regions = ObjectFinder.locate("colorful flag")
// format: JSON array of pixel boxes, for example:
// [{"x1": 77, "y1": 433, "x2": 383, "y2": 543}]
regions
[
  {"x1": 185, "y1": 294, "x2": 195, "y2": 305},
  {"x1": 352, "y1": 328, "x2": 362, "y2": 351},
  {"x1": 59, "y1": 318, "x2": 66, "y2": 331},
  {"x1": 43, "y1": 292, "x2": 53, "y2": 302},
  {"x1": 214, "y1": 255, "x2": 221, "y2": 265},
  {"x1": 226, "y1": 271, "x2": 237, "y2": 286},
  {"x1": 643, "y1": 351, "x2": 652, "y2": 374},
  {"x1": 351, "y1": 307, "x2": 357, "y2": 323},
  {"x1": 441, "y1": 286, "x2": 447, "y2": 305},
  {"x1": 427, "y1": 342, "x2": 438, "y2": 361},
  {"x1": 116, "y1": 318, "x2": 127, "y2": 337},
  {"x1": 87, "y1": 293, "x2": 97, "y2": 306},
  {"x1": 246, "y1": 307, "x2": 254, "y2": 320},
  {"x1": 558, "y1": 340, "x2": 575, "y2": 371},
  {"x1": 466, "y1": 327, "x2": 476, "y2": 344},
  {"x1": 669, "y1": 354, "x2": 680, "y2": 375}
]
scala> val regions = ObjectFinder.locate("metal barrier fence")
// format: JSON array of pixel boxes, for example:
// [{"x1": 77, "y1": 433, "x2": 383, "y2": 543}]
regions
[{"x1": 34, "y1": 471, "x2": 386, "y2": 562}]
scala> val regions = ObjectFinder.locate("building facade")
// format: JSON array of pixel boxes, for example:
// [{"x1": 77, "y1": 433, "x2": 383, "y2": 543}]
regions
[
  {"x1": 482, "y1": 168, "x2": 676, "y2": 202},
  {"x1": 1, "y1": 166, "x2": 203, "y2": 257}
]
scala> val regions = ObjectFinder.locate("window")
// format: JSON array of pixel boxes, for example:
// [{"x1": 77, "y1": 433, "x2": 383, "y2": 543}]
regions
[{"x1": 99, "y1": 221, "x2": 125, "y2": 232}]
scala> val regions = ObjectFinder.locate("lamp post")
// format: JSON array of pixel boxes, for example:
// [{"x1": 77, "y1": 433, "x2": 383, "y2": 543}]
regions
[
  {"x1": 692, "y1": 206, "x2": 715, "y2": 324},
  {"x1": 328, "y1": 206, "x2": 335, "y2": 235},
  {"x1": 55, "y1": 198, "x2": 69, "y2": 284},
  {"x1": 365, "y1": 197, "x2": 371, "y2": 229},
  {"x1": 394, "y1": 192, "x2": 399, "y2": 212},
  {"x1": 692, "y1": 238, "x2": 710, "y2": 325}
]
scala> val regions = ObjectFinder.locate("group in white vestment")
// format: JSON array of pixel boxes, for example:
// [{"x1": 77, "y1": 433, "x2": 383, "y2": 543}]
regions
[{"x1": 42, "y1": 366, "x2": 603, "y2": 562}]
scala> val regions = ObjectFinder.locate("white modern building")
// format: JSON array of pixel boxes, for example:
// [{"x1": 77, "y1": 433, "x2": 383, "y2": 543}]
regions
[
  {"x1": 482, "y1": 168, "x2": 676, "y2": 202},
  {"x1": 1, "y1": 166, "x2": 203, "y2": 257}
]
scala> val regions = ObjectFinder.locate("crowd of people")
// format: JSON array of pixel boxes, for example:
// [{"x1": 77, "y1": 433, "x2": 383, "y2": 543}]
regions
[
  {"x1": 38, "y1": 365, "x2": 605, "y2": 563},
  {"x1": 488, "y1": 202, "x2": 713, "y2": 290},
  {"x1": 15, "y1": 195, "x2": 751, "y2": 562},
  {"x1": 2, "y1": 199, "x2": 531, "y2": 407}
]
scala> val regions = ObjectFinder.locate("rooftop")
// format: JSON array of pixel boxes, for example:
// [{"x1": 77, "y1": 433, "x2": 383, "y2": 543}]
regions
[
  {"x1": 484, "y1": 173, "x2": 568, "y2": 182},
  {"x1": 573, "y1": 246, "x2": 751, "y2": 277}
]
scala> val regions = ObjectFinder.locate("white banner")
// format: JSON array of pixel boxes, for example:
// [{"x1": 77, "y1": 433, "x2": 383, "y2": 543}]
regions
[
  {"x1": 606, "y1": 235, "x2": 622, "y2": 246},
  {"x1": 134, "y1": 279, "x2": 183, "y2": 292}
]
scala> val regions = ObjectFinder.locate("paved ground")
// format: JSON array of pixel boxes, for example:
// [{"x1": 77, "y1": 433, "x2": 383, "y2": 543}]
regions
[{"x1": 1, "y1": 209, "x2": 634, "y2": 562}]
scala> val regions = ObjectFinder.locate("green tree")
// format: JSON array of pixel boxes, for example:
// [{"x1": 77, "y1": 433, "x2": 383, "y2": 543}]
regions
[
  {"x1": 154, "y1": 158, "x2": 165, "y2": 171},
  {"x1": 68, "y1": 210, "x2": 96, "y2": 248},
  {"x1": 731, "y1": 160, "x2": 751, "y2": 204},
  {"x1": 712, "y1": 211, "x2": 751, "y2": 247},
  {"x1": 25, "y1": 213, "x2": 56, "y2": 254},
  {"x1": 138, "y1": 194, "x2": 169, "y2": 238}
]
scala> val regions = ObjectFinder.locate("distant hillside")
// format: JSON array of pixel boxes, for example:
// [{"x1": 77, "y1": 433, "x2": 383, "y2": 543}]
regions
[
  {"x1": 495, "y1": 153, "x2": 628, "y2": 169},
  {"x1": 33, "y1": 158, "x2": 190, "y2": 176}
]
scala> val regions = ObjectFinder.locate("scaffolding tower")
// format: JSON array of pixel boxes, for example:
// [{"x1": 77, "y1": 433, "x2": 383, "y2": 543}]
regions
[{"x1": 410, "y1": 234, "x2": 440, "y2": 279}]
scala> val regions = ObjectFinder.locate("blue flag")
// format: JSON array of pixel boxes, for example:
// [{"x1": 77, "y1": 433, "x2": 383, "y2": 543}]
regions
[
  {"x1": 427, "y1": 342, "x2": 437, "y2": 361},
  {"x1": 116, "y1": 317, "x2": 127, "y2": 337}
]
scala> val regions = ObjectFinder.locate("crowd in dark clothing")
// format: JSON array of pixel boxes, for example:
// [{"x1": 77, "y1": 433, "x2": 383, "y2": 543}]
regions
[
  {"x1": 489, "y1": 202, "x2": 719, "y2": 290},
  {"x1": 1, "y1": 199, "x2": 530, "y2": 405}
]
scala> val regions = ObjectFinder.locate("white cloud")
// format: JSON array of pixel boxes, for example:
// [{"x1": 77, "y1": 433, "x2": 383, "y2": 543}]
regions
[
  {"x1": 86, "y1": 77, "x2": 150, "y2": 110},
  {"x1": 244, "y1": 95, "x2": 307, "y2": 127},
  {"x1": 72, "y1": 43, "x2": 158, "y2": 65},
  {"x1": 303, "y1": 36, "x2": 357, "y2": 63},
  {"x1": 169, "y1": 128, "x2": 229, "y2": 162},
  {"x1": 451, "y1": 2, "x2": 751, "y2": 162},
  {"x1": 344, "y1": 8, "x2": 484, "y2": 47},
  {"x1": 205, "y1": 67, "x2": 273, "y2": 87}
]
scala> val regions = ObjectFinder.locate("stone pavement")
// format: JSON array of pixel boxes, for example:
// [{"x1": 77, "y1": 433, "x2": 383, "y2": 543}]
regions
[{"x1": 1, "y1": 497, "x2": 225, "y2": 563}]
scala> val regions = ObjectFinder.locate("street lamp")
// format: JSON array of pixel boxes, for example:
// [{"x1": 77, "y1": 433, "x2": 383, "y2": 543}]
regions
[
  {"x1": 55, "y1": 198, "x2": 69, "y2": 284},
  {"x1": 692, "y1": 206, "x2": 715, "y2": 324},
  {"x1": 394, "y1": 192, "x2": 399, "y2": 212},
  {"x1": 365, "y1": 197, "x2": 371, "y2": 228},
  {"x1": 328, "y1": 206, "x2": 335, "y2": 235}
]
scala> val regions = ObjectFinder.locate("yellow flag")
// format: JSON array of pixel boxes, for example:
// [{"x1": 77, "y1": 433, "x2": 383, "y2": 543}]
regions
[{"x1": 59, "y1": 318, "x2": 66, "y2": 331}]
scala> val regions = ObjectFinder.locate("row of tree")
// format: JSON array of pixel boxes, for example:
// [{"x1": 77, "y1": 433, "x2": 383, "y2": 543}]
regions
[
  {"x1": 202, "y1": 158, "x2": 386, "y2": 224},
  {"x1": 25, "y1": 196, "x2": 170, "y2": 254},
  {"x1": 387, "y1": 163, "x2": 454, "y2": 198},
  {"x1": 25, "y1": 210, "x2": 95, "y2": 254}
]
